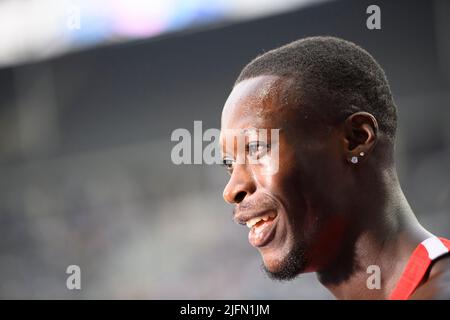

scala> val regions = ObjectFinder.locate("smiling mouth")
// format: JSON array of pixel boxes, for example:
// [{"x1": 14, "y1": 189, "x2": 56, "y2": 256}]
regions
[{"x1": 247, "y1": 211, "x2": 278, "y2": 248}]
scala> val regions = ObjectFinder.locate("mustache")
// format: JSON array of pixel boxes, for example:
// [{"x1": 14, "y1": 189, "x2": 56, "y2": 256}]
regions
[{"x1": 233, "y1": 195, "x2": 278, "y2": 216}]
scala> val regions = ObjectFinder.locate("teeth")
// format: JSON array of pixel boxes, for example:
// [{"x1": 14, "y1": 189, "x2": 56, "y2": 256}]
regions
[
  {"x1": 245, "y1": 212, "x2": 276, "y2": 228},
  {"x1": 246, "y1": 217, "x2": 263, "y2": 228}
]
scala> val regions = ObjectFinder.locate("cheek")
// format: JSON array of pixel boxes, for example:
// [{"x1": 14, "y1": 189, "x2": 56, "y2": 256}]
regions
[
  {"x1": 271, "y1": 150, "x2": 338, "y2": 236},
  {"x1": 292, "y1": 141, "x2": 349, "y2": 211},
  {"x1": 251, "y1": 151, "x2": 301, "y2": 201},
  {"x1": 266, "y1": 160, "x2": 310, "y2": 226}
]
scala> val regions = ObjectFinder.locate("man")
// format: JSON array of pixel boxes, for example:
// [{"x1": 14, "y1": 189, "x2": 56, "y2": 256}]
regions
[{"x1": 219, "y1": 36, "x2": 450, "y2": 299}]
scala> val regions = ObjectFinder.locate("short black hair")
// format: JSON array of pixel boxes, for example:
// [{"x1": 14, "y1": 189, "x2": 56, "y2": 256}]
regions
[{"x1": 235, "y1": 36, "x2": 397, "y2": 140}]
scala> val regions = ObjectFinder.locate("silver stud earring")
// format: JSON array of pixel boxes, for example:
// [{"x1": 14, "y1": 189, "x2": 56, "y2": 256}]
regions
[
  {"x1": 359, "y1": 152, "x2": 365, "y2": 157},
  {"x1": 351, "y1": 156, "x2": 358, "y2": 164}
]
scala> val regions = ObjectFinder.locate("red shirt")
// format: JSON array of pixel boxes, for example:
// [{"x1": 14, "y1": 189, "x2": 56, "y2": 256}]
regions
[{"x1": 390, "y1": 236, "x2": 450, "y2": 300}]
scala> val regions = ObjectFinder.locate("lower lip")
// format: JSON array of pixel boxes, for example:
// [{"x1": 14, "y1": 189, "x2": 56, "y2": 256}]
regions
[{"x1": 248, "y1": 215, "x2": 278, "y2": 248}]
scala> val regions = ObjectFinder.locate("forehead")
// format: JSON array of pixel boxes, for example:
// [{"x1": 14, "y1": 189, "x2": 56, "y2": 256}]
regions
[{"x1": 221, "y1": 75, "x2": 296, "y2": 131}]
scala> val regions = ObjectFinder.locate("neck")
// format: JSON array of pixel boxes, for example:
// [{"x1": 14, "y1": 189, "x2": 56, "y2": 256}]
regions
[{"x1": 317, "y1": 168, "x2": 432, "y2": 299}]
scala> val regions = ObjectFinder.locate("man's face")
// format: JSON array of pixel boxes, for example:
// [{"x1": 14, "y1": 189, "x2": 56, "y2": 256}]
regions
[{"x1": 220, "y1": 75, "x2": 351, "y2": 280}]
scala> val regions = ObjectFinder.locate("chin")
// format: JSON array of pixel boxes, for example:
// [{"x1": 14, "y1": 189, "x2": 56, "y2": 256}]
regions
[
  {"x1": 260, "y1": 242, "x2": 308, "y2": 281},
  {"x1": 261, "y1": 255, "x2": 283, "y2": 273}
]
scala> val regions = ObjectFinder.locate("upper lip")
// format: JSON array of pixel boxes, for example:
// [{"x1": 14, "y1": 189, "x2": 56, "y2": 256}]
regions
[{"x1": 233, "y1": 209, "x2": 278, "y2": 227}]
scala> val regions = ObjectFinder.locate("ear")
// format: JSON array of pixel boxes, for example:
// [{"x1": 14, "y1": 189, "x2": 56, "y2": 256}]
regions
[{"x1": 343, "y1": 112, "x2": 378, "y2": 164}]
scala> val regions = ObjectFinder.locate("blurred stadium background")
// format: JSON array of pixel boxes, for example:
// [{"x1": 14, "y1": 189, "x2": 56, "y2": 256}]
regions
[{"x1": 0, "y1": 0, "x2": 449, "y2": 299}]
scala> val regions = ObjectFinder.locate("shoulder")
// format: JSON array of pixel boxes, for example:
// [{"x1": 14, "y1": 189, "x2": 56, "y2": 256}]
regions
[{"x1": 410, "y1": 254, "x2": 450, "y2": 300}]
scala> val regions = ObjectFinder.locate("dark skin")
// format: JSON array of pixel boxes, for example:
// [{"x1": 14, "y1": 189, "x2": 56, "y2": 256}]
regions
[{"x1": 220, "y1": 75, "x2": 450, "y2": 299}]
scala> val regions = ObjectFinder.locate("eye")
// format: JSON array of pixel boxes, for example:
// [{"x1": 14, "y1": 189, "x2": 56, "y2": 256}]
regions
[
  {"x1": 247, "y1": 141, "x2": 270, "y2": 159},
  {"x1": 221, "y1": 157, "x2": 234, "y2": 174}
]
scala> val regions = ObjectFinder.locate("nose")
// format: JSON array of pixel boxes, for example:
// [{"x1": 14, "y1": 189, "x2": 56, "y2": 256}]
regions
[{"x1": 223, "y1": 164, "x2": 256, "y2": 204}]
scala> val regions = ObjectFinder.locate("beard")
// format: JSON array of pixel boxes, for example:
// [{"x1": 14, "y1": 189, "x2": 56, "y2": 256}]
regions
[{"x1": 262, "y1": 239, "x2": 308, "y2": 281}]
